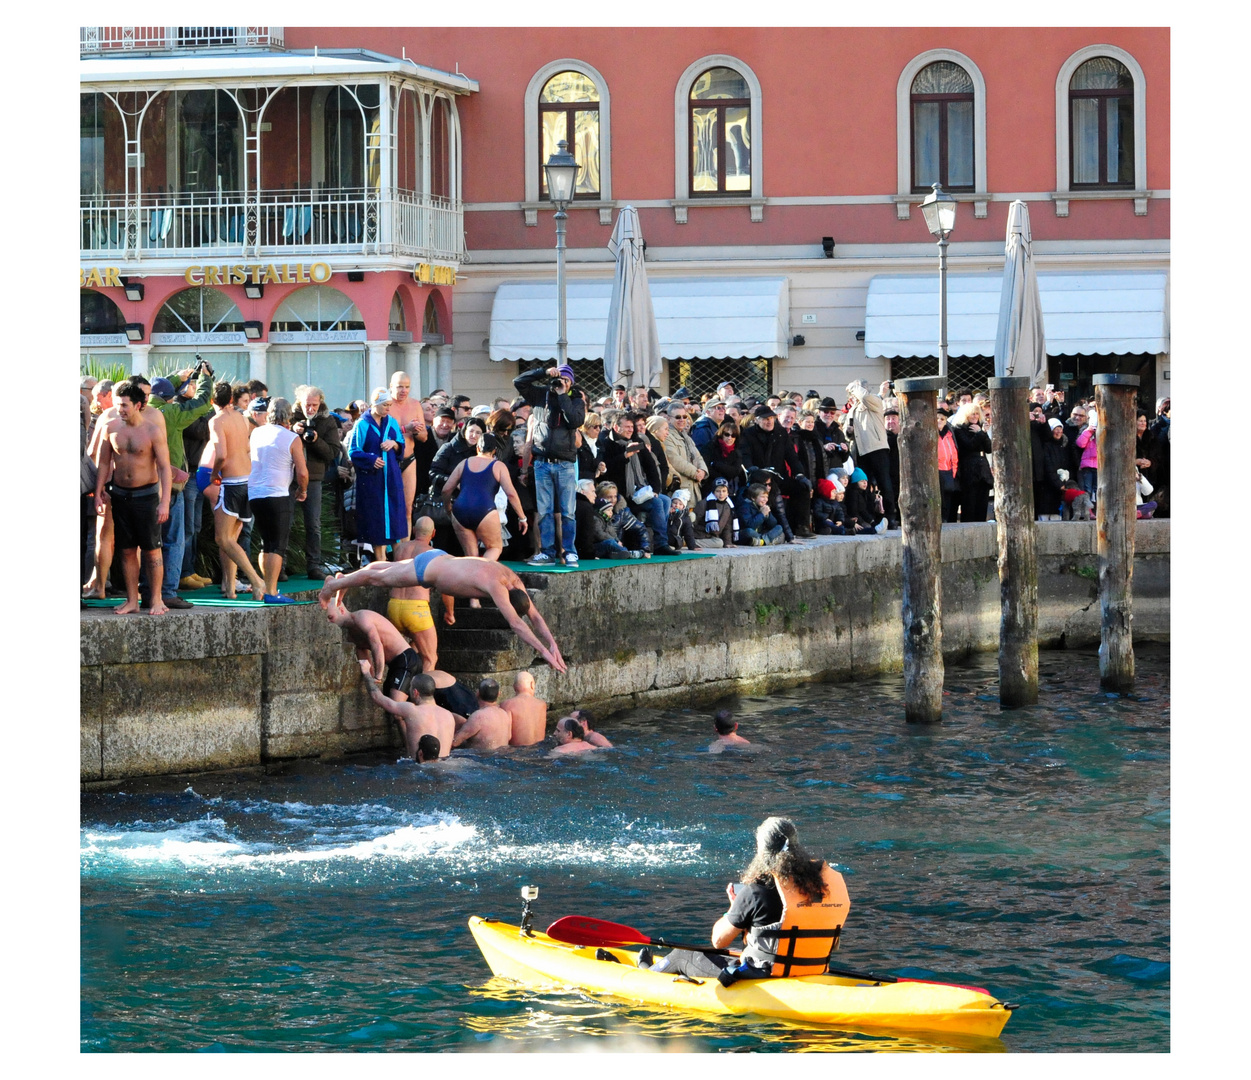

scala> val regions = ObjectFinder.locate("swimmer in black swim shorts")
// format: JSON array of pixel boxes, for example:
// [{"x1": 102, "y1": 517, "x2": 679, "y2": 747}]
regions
[
  {"x1": 383, "y1": 648, "x2": 424, "y2": 699},
  {"x1": 108, "y1": 482, "x2": 163, "y2": 553}
]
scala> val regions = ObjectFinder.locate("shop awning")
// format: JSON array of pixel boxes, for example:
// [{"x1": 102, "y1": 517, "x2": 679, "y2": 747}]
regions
[
  {"x1": 488, "y1": 277, "x2": 790, "y2": 362},
  {"x1": 864, "y1": 270, "x2": 1169, "y2": 358}
]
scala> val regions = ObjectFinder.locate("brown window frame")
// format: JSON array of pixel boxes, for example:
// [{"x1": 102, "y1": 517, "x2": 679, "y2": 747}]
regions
[
  {"x1": 538, "y1": 101, "x2": 600, "y2": 201},
  {"x1": 688, "y1": 93, "x2": 752, "y2": 198},
  {"x1": 909, "y1": 90, "x2": 975, "y2": 193},
  {"x1": 1069, "y1": 82, "x2": 1134, "y2": 190}
]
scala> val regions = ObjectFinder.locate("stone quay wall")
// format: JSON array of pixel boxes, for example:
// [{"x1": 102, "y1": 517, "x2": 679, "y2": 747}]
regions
[{"x1": 80, "y1": 520, "x2": 1169, "y2": 784}]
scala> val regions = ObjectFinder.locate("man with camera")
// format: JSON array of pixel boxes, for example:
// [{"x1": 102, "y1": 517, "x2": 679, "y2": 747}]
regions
[
  {"x1": 514, "y1": 363, "x2": 585, "y2": 566},
  {"x1": 141, "y1": 357, "x2": 215, "y2": 609},
  {"x1": 291, "y1": 384, "x2": 342, "y2": 579}
]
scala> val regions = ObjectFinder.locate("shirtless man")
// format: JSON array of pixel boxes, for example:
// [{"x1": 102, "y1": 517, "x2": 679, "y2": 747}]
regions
[
  {"x1": 388, "y1": 371, "x2": 428, "y2": 541},
  {"x1": 358, "y1": 663, "x2": 454, "y2": 759},
  {"x1": 708, "y1": 709, "x2": 750, "y2": 752},
  {"x1": 200, "y1": 382, "x2": 267, "y2": 600},
  {"x1": 94, "y1": 380, "x2": 171, "y2": 615},
  {"x1": 503, "y1": 671, "x2": 547, "y2": 746},
  {"x1": 326, "y1": 589, "x2": 422, "y2": 702},
  {"x1": 568, "y1": 708, "x2": 613, "y2": 748},
  {"x1": 452, "y1": 679, "x2": 513, "y2": 751},
  {"x1": 319, "y1": 551, "x2": 567, "y2": 672},
  {"x1": 550, "y1": 716, "x2": 599, "y2": 756},
  {"x1": 387, "y1": 517, "x2": 439, "y2": 672}
]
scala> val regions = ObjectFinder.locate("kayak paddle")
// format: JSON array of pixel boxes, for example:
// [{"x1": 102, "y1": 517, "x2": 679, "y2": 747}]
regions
[{"x1": 545, "y1": 915, "x2": 903, "y2": 985}]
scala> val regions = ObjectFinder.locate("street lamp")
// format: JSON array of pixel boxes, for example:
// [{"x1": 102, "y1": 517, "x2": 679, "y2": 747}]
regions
[
  {"x1": 543, "y1": 139, "x2": 580, "y2": 366},
  {"x1": 919, "y1": 183, "x2": 958, "y2": 382}
]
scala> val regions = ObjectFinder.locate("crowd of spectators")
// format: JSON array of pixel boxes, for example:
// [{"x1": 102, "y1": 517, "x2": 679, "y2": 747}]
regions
[{"x1": 80, "y1": 367, "x2": 1171, "y2": 604}]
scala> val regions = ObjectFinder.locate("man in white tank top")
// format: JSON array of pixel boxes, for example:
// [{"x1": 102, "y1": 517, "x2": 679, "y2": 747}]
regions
[{"x1": 248, "y1": 398, "x2": 308, "y2": 603}]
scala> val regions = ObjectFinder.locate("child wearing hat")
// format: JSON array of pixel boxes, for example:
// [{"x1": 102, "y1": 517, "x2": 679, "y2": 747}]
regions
[
  {"x1": 666, "y1": 489, "x2": 699, "y2": 552},
  {"x1": 698, "y1": 477, "x2": 738, "y2": 547},
  {"x1": 812, "y1": 477, "x2": 847, "y2": 535}
]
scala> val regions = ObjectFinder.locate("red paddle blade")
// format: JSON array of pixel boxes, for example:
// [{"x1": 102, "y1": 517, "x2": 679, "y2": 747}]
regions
[{"x1": 545, "y1": 915, "x2": 649, "y2": 947}]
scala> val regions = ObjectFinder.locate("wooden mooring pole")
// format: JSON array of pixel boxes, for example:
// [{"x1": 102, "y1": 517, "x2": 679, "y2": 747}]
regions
[
  {"x1": 988, "y1": 376, "x2": 1038, "y2": 707},
  {"x1": 1093, "y1": 373, "x2": 1139, "y2": 692},
  {"x1": 895, "y1": 376, "x2": 945, "y2": 723}
]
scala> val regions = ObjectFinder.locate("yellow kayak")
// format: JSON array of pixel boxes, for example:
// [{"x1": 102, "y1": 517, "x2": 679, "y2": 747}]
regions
[{"x1": 468, "y1": 916, "x2": 1014, "y2": 1039}]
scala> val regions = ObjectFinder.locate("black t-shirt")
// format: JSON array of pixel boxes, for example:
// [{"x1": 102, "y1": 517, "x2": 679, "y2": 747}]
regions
[{"x1": 726, "y1": 879, "x2": 782, "y2": 931}]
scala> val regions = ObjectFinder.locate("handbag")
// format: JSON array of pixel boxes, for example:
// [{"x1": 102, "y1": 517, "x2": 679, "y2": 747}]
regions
[
  {"x1": 940, "y1": 469, "x2": 958, "y2": 495},
  {"x1": 413, "y1": 492, "x2": 451, "y2": 529}
]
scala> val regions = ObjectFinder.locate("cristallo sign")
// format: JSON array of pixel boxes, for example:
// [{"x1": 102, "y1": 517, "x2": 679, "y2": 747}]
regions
[
  {"x1": 81, "y1": 267, "x2": 123, "y2": 288},
  {"x1": 413, "y1": 263, "x2": 457, "y2": 286},
  {"x1": 184, "y1": 263, "x2": 333, "y2": 286}
]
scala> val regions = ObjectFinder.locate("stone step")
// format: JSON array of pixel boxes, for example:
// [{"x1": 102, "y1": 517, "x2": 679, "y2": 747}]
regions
[
  {"x1": 438, "y1": 627, "x2": 516, "y2": 650},
  {"x1": 439, "y1": 606, "x2": 512, "y2": 630},
  {"x1": 437, "y1": 647, "x2": 525, "y2": 674}
]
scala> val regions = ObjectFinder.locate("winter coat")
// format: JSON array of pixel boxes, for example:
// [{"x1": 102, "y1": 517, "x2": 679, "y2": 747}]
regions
[
  {"x1": 845, "y1": 391, "x2": 889, "y2": 457},
  {"x1": 291, "y1": 400, "x2": 344, "y2": 483},
  {"x1": 428, "y1": 430, "x2": 476, "y2": 495},
  {"x1": 702, "y1": 437, "x2": 748, "y2": 496},
  {"x1": 513, "y1": 367, "x2": 585, "y2": 462},
  {"x1": 739, "y1": 422, "x2": 805, "y2": 479},
  {"x1": 663, "y1": 426, "x2": 709, "y2": 490},
  {"x1": 1076, "y1": 427, "x2": 1098, "y2": 470},
  {"x1": 701, "y1": 495, "x2": 738, "y2": 545},
  {"x1": 346, "y1": 411, "x2": 407, "y2": 544},
  {"x1": 793, "y1": 427, "x2": 827, "y2": 482},
  {"x1": 951, "y1": 422, "x2": 994, "y2": 491}
]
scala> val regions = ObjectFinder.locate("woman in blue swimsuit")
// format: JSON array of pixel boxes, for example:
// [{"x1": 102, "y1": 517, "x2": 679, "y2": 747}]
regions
[{"x1": 441, "y1": 433, "x2": 527, "y2": 608}]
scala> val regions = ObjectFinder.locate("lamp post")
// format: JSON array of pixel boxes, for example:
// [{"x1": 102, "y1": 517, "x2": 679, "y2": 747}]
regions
[
  {"x1": 543, "y1": 139, "x2": 581, "y2": 367},
  {"x1": 919, "y1": 183, "x2": 958, "y2": 382}
]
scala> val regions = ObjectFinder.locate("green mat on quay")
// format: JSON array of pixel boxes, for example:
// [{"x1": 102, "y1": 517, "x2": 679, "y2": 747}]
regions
[{"x1": 502, "y1": 552, "x2": 713, "y2": 574}]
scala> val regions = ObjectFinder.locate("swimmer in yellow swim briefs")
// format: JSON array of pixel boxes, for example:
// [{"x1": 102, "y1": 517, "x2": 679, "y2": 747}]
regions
[{"x1": 388, "y1": 517, "x2": 439, "y2": 672}]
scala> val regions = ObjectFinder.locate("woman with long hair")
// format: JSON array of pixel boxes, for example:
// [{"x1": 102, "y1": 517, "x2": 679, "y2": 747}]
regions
[{"x1": 641, "y1": 817, "x2": 850, "y2": 980}]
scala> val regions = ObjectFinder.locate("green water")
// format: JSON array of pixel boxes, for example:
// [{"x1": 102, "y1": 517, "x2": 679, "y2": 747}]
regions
[{"x1": 80, "y1": 644, "x2": 1169, "y2": 1052}]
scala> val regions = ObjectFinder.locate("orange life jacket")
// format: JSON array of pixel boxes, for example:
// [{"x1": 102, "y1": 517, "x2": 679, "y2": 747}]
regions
[{"x1": 743, "y1": 863, "x2": 851, "y2": 977}]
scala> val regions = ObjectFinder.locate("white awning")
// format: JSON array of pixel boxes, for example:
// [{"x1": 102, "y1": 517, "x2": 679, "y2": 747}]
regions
[
  {"x1": 488, "y1": 277, "x2": 790, "y2": 362},
  {"x1": 864, "y1": 270, "x2": 1169, "y2": 358}
]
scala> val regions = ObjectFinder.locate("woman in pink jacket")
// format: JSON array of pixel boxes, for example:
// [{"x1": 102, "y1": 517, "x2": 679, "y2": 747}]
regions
[{"x1": 1075, "y1": 407, "x2": 1099, "y2": 500}]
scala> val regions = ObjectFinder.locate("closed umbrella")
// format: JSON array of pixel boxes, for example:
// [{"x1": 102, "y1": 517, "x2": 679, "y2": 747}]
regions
[
  {"x1": 993, "y1": 200, "x2": 1047, "y2": 384},
  {"x1": 603, "y1": 205, "x2": 661, "y2": 389}
]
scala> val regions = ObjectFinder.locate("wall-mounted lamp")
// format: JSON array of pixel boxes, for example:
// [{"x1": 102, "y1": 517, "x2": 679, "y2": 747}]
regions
[
  {"x1": 244, "y1": 282, "x2": 264, "y2": 300},
  {"x1": 791, "y1": 334, "x2": 806, "y2": 347},
  {"x1": 855, "y1": 330, "x2": 866, "y2": 341},
  {"x1": 1163, "y1": 370, "x2": 1170, "y2": 380},
  {"x1": 821, "y1": 237, "x2": 835, "y2": 258},
  {"x1": 347, "y1": 271, "x2": 365, "y2": 283},
  {"x1": 124, "y1": 323, "x2": 145, "y2": 342},
  {"x1": 122, "y1": 279, "x2": 145, "y2": 302},
  {"x1": 243, "y1": 321, "x2": 264, "y2": 341}
]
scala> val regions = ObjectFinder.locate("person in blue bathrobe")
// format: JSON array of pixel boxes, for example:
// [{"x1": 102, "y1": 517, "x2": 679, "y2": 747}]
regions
[{"x1": 346, "y1": 387, "x2": 407, "y2": 560}]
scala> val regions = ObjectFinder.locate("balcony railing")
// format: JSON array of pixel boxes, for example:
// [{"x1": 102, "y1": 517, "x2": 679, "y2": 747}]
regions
[
  {"x1": 80, "y1": 189, "x2": 464, "y2": 262},
  {"x1": 80, "y1": 26, "x2": 284, "y2": 54}
]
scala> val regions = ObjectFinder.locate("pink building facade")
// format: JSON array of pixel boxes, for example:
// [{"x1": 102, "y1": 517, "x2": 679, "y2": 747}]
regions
[{"x1": 81, "y1": 26, "x2": 1169, "y2": 406}]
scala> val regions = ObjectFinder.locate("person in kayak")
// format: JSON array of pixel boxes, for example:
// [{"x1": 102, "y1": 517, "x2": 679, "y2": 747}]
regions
[{"x1": 640, "y1": 817, "x2": 849, "y2": 979}]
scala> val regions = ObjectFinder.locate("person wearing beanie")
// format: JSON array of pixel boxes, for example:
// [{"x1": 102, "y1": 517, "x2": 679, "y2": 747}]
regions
[
  {"x1": 812, "y1": 477, "x2": 846, "y2": 535},
  {"x1": 1038, "y1": 414, "x2": 1074, "y2": 520},
  {"x1": 842, "y1": 468, "x2": 881, "y2": 534},
  {"x1": 665, "y1": 488, "x2": 699, "y2": 551},
  {"x1": 698, "y1": 476, "x2": 738, "y2": 547},
  {"x1": 640, "y1": 817, "x2": 850, "y2": 981}
]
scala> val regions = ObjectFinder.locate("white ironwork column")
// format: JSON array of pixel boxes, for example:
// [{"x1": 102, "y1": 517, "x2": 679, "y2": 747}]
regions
[{"x1": 128, "y1": 342, "x2": 152, "y2": 377}]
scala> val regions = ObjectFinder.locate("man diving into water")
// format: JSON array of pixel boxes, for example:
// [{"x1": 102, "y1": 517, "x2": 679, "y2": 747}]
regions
[{"x1": 318, "y1": 552, "x2": 567, "y2": 672}]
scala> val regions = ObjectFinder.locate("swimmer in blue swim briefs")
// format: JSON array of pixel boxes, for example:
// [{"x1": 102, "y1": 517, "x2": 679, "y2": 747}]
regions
[{"x1": 317, "y1": 552, "x2": 567, "y2": 673}]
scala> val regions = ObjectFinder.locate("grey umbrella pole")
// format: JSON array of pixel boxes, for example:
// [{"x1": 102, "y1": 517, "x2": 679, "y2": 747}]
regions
[
  {"x1": 1093, "y1": 374, "x2": 1140, "y2": 692},
  {"x1": 895, "y1": 376, "x2": 945, "y2": 723},
  {"x1": 988, "y1": 376, "x2": 1038, "y2": 707}
]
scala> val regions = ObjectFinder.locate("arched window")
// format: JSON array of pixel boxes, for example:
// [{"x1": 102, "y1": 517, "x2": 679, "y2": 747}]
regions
[
  {"x1": 910, "y1": 61, "x2": 975, "y2": 192},
  {"x1": 269, "y1": 285, "x2": 364, "y2": 333},
  {"x1": 1054, "y1": 46, "x2": 1147, "y2": 212},
  {"x1": 154, "y1": 286, "x2": 244, "y2": 334},
  {"x1": 539, "y1": 71, "x2": 600, "y2": 199},
  {"x1": 523, "y1": 60, "x2": 612, "y2": 221},
  {"x1": 80, "y1": 290, "x2": 125, "y2": 334},
  {"x1": 689, "y1": 66, "x2": 752, "y2": 196},
  {"x1": 1069, "y1": 57, "x2": 1134, "y2": 187}
]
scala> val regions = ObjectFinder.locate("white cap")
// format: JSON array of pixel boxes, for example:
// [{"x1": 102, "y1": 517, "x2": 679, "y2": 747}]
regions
[
  {"x1": 1048, "y1": 418, "x2": 1063, "y2": 430},
  {"x1": 370, "y1": 387, "x2": 391, "y2": 406},
  {"x1": 672, "y1": 489, "x2": 690, "y2": 506}
]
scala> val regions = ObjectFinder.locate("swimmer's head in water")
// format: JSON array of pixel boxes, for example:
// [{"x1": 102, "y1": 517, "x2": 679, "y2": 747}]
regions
[
  {"x1": 556, "y1": 717, "x2": 584, "y2": 742},
  {"x1": 415, "y1": 734, "x2": 440, "y2": 762},
  {"x1": 714, "y1": 709, "x2": 736, "y2": 734},
  {"x1": 478, "y1": 677, "x2": 500, "y2": 703},
  {"x1": 410, "y1": 673, "x2": 435, "y2": 701},
  {"x1": 507, "y1": 588, "x2": 531, "y2": 617}
]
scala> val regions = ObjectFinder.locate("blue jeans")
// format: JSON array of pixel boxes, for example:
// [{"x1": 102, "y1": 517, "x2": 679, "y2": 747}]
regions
[
  {"x1": 1079, "y1": 467, "x2": 1098, "y2": 499},
  {"x1": 140, "y1": 487, "x2": 184, "y2": 601},
  {"x1": 639, "y1": 492, "x2": 671, "y2": 549},
  {"x1": 534, "y1": 458, "x2": 577, "y2": 559},
  {"x1": 181, "y1": 486, "x2": 205, "y2": 578}
]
